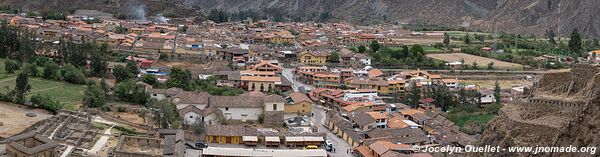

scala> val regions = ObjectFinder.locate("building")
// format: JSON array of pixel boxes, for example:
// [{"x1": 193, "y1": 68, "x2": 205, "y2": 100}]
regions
[
  {"x1": 201, "y1": 147, "x2": 327, "y2": 157},
  {"x1": 204, "y1": 125, "x2": 257, "y2": 144},
  {"x1": 6, "y1": 131, "x2": 59, "y2": 157},
  {"x1": 299, "y1": 51, "x2": 329, "y2": 65},
  {"x1": 284, "y1": 92, "x2": 313, "y2": 115},
  {"x1": 209, "y1": 94, "x2": 285, "y2": 125}
]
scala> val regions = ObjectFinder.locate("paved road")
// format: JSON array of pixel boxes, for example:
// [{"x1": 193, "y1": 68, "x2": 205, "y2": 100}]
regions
[
  {"x1": 282, "y1": 68, "x2": 313, "y2": 92},
  {"x1": 311, "y1": 104, "x2": 354, "y2": 157},
  {"x1": 284, "y1": 67, "x2": 354, "y2": 156}
]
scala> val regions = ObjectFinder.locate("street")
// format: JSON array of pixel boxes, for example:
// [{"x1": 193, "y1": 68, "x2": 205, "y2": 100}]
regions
[
  {"x1": 282, "y1": 68, "x2": 313, "y2": 92},
  {"x1": 311, "y1": 104, "x2": 353, "y2": 157},
  {"x1": 282, "y1": 68, "x2": 353, "y2": 157}
]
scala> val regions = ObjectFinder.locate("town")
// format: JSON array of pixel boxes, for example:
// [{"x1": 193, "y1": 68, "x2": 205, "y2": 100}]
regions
[{"x1": 0, "y1": 7, "x2": 598, "y2": 157}]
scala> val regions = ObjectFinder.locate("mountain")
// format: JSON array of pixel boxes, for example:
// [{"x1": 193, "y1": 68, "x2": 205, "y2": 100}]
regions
[
  {"x1": 475, "y1": 65, "x2": 600, "y2": 157},
  {"x1": 2, "y1": 0, "x2": 600, "y2": 37}
]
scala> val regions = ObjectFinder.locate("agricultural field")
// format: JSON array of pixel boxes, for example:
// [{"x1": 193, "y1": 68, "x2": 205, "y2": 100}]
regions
[
  {"x1": 461, "y1": 79, "x2": 533, "y2": 89},
  {"x1": 426, "y1": 53, "x2": 525, "y2": 69}
]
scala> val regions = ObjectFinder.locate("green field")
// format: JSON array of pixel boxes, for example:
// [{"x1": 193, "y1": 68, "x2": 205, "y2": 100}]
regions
[
  {"x1": 450, "y1": 113, "x2": 495, "y2": 127},
  {"x1": 0, "y1": 77, "x2": 86, "y2": 104},
  {"x1": 0, "y1": 58, "x2": 86, "y2": 105}
]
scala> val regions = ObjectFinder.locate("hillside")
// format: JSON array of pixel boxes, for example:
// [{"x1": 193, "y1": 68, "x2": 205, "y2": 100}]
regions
[
  {"x1": 475, "y1": 65, "x2": 600, "y2": 157},
  {"x1": 2, "y1": 0, "x2": 600, "y2": 37}
]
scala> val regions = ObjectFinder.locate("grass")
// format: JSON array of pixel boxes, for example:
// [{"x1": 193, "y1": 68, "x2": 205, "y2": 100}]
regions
[
  {"x1": 450, "y1": 113, "x2": 495, "y2": 127},
  {"x1": 0, "y1": 77, "x2": 86, "y2": 104},
  {"x1": 0, "y1": 58, "x2": 86, "y2": 105}
]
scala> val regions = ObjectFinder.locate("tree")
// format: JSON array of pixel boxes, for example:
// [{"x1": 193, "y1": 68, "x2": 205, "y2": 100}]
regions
[
  {"x1": 486, "y1": 62, "x2": 495, "y2": 70},
  {"x1": 30, "y1": 94, "x2": 63, "y2": 114},
  {"x1": 83, "y1": 84, "x2": 106, "y2": 108},
  {"x1": 90, "y1": 53, "x2": 107, "y2": 77},
  {"x1": 14, "y1": 71, "x2": 30, "y2": 104},
  {"x1": 25, "y1": 64, "x2": 39, "y2": 77},
  {"x1": 142, "y1": 74, "x2": 158, "y2": 86},
  {"x1": 357, "y1": 45, "x2": 366, "y2": 53},
  {"x1": 113, "y1": 65, "x2": 132, "y2": 83},
  {"x1": 329, "y1": 52, "x2": 340, "y2": 62},
  {"x1": 494, "y1": 80, "x2": 501, "y2": 105},
  {"x1": 463, "y1": 34, "x2": 471, "y2": 44},
  {"x1": 126, "y1": 60, "x2": 139, "y2": 75},
  {"x1": 408, "y1": 82, "x2": 421, "y2": 109},
  {"x1": 166, "y1": 67, "x2": 192, "y2": 90},
  {"x1": 545, "y1": 29, "x2": 556, "y2": 44},
  {"x1": 568, "y1": 28, "x2": 582, "y2": 56},
  {"x1": 443, "y1": 32, "x2": 450, "y2": 50},
  {"x1": 146, "y1": 98, "x2": 180, "y2": 128},
  {"x1": 369, "y1": 40, "x2": 381, "y2": 52},
  {"x1": 42, "y1": 61, "x2": 60, "y2": 80},
  {"x1": 4, "y1": 60, "x2": 19, "y2": 73},
  {"x1": 62, "y1": 64, "x2": 86, "y2": 84},
  {"x1": 115, "y1": 80, "x2": 149, "y2": 104}
]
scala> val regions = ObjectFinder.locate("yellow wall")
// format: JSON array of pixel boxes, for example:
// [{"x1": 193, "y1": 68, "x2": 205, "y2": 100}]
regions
[
  {"x1": 299, "y1": 53, "x2": 327, "y2": 65},
  {"x1": 248, "y1": 81, "x2": 275, "y2": 92},
  {"x1": 284, "y1": 101, "x2": 312, "y2": 115},
  {"x1": 205, "y1": 135, "x2": 242, "y2": 144}
]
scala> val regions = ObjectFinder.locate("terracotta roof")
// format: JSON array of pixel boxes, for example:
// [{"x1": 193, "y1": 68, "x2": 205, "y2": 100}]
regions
[
  {"x1": 239, "y1": 91, "x2": 267, "y2": 97},
  {"x1": 263, "y1": 94, "x2": 285, "y2": 103},
  {"x1": 369, "y1": 140, "x2": 412, "y2": 156},
  {"x1": 356, "y1": 145, "x2": 375, "y2": 157},
  {"x1": 367, "y1": 112, "x2": 388, "y2": 119},
  {"x1": 289, "y1": 92, "x2": 311, "y2": 104},
  {"x1": 441, "y1": 79, "x2": 458, "y2": 83},
  {"x1": 205, "y1": 125, "x2": 257, "y2": 136},
  {"x1": 368, "y1": 69, "x2": 384, "y2": 78},
  {"x1": 387, "y1": 116, "x2": 409, "y2": 129},
  {"x1": 174, "y1": 91, "x2": 210, "y2": 104},
  {"x1": 251, "y1": 60, "x2": 283, "y2": 70},
  {"x1": 240, "y1": 76, "x2": 282, "y2": 82},
  {"x1": 209, "y1": 96, "x2": 264, "y2": 108}
]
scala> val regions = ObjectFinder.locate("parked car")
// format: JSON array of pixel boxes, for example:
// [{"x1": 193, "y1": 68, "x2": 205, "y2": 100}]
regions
[
  {"x1": 305, "y1": 145, "x2": 318, "y2": 150},
  {"x1": 195, "y1": 142, "x2": 208, "y2": 148},
  {"x1": 325, "y1": 140, "x2": 333, "y2": 151}
]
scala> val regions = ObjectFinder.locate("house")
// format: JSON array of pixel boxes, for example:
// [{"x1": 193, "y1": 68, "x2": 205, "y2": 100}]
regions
[
  {"x1": 178, "y1": 105, "x2": 223, "y2": 126},
  {"x1": 348, "y1": 111, "x2": 390, "y2": 131},
  {"x1": 299, "y1": 50, "x2": 329, "y2": 65},
  {"x1": 285, "y1": 92, "x2": 313, "y2": 115},
  {"x1": 204, "y1": 125, "x2": 257, "y2": 144},
  {"x1": 239, "y1": 70, "x2": 282, "y2": 92},
  {"x1": 480, "y1": 89, "x2": 496, "y2": 104},
  {"x1": 209, "y1": 94, "x2": 285, "y2": 125},
  {"x1": 441, "y1": 79, "x2": 459, "y2": 89},
  {"x1": 356, "y1": 140, "x2": 416, "y2": 157},
  {"x1": 250, "y1": 60, "x2": 284, "y2": 74}
]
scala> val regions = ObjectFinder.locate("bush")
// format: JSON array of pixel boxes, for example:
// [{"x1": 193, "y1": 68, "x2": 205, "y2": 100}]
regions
[
  {"x1": 62, "y1": 64, "x2": 86, "y2": 84},
  {"x1": 4, "y1": 60, "x2": 19, "y2": 73},
  {"x1": 83, "y1": 84, "x2": 106, "y2": 108},
  {"x1": 30, "y1": 94, "x2": 63, "y2": 114}
]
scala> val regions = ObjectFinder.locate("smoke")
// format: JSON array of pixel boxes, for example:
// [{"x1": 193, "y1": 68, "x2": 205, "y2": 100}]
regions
[
  {"x1": 131, "y1": 5, "x2": 147, "y2": 20},
  {"x1": 156, "y1": 14, "x2": 168, "y2": 24}
]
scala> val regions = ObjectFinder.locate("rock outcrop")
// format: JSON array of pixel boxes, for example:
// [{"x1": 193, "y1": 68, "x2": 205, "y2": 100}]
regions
[{"x1": 476, "y1": 64, "x2": 600, "y2": 157}]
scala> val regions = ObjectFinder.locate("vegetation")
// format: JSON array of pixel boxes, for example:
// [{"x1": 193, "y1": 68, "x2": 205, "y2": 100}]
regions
[
  {"x1": 114, "y1": 80, "x2": 149, "y2": 104},
  {"x1": 83, "y1": 83, "x2": 106, "y2": 108},
  {"x1": 147, "y1": 99, "x2": 180, "y2": 129}
]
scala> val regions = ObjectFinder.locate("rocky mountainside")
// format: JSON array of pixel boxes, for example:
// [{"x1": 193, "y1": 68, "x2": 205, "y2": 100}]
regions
[
  {"x1": 475, "y1": 65, "x2": 600, "y2": 157},
  {"x1": 2, "y1": 0, "x2": 600, "y2": 37}
]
